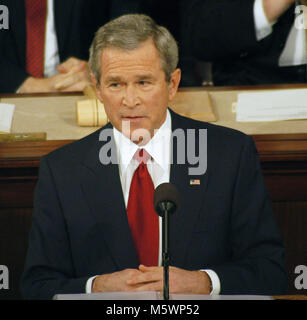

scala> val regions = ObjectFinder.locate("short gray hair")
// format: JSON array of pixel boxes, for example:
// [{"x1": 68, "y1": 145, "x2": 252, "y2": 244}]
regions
[{"x1": 89, "y1": 14, "x2": 179, "y2": 84}]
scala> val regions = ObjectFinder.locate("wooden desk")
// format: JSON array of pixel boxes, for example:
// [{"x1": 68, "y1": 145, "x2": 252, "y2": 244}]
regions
[
  {"x1": 274, "y1": 295, "x2": 307, "y2": 300},
  {"x1": 1, "y1": 86, "x2": 307, "y2": 299}
]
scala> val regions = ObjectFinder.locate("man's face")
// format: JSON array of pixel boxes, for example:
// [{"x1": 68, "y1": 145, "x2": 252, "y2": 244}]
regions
[{"x1": 93, "y1": 39, "x2": 181, "y2": 144}]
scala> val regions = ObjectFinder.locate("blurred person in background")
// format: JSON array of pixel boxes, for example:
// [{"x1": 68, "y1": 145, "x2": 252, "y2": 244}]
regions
[
  {"x1": 188, "y1": 0, "x2": 307, "y2": 86},
  {"x1": 0, "y1": 0, "x2": 142, "y2": 93}
]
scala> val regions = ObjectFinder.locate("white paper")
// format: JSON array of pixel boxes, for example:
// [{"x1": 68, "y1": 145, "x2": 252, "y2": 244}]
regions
[
  {"x1": 0, "y1": 103, "x2": 15, "y2": 133},
  {"x1": 236, "y1": 89, "x2": 307, "y2": 122}
]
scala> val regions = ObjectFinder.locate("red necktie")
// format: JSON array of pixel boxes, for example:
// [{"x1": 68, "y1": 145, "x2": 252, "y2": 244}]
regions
[
  {"x1": 127, "y1": 149, "x2": 159, "y2": 266},
  {"x1": 25, "y1": 0, "x2": 47, "y2": 78}
]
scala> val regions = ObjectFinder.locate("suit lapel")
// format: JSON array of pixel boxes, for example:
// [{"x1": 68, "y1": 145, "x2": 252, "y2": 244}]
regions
[
  {"x1": 54, "y1": 0, "x2": 75, "y2": 57},
  {"x1": 169, "y1": 110, "x2": 209, "y2": 268},
  {"x1": 80, "y1": 125, "x2": 139, "y2": 270},
  {"x1": 10, "y1": 0, "x2": 26, "y2": 66}
]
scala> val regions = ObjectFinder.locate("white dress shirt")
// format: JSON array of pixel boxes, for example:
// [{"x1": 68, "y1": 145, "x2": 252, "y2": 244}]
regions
[
  {"x1": 254, "y1": 0, "x2": 307, "y2": 66},
  {"x1": 44, "y1": 0, "x2": 60, "y2": 77},
  {"x1": 85, "y1": 110, "x2": 221, "y2": 294}
]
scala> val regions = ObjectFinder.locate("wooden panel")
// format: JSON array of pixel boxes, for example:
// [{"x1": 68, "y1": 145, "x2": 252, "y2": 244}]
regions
[
  {"x1": 0, "y1": 140, "x2": 73, "y2": 168},
  {"x1": 264, "y1": 174, "x2": 307, "y2": 201},
  {"x1": 272, "y1": 202, "x2": 307, "y2": 294},
  {"x1": 253, "y1": 134, "x2": 307, "y2": 162},
  {"x1": 0, "y1": 208, "x2": 33, "y2": 300},
  {"x1": 0, "y1": 178, "x2": 37, "y2": 208}
]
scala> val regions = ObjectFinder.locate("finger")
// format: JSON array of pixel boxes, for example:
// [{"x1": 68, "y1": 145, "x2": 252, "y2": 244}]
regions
[
  {"x1": 131, "y1": 280, "x2": 163, "y2": 292},
  {"x1": 54, "y1": 76, "x2": 75, "y2": 90},
  {"x1": 58, "y1": 63, "x2": 85, "y2": 76},
  {"x1": 57, "y1": 58, "x2": 86, "y2": 73},
  {"x1": 69, "y1": 61, "x2": 87, "y2": 74},
  {"x1": 60, "y1": 80, "x2": 90, "y2": 92},
  {"x1": 126, "y1": 270, "x2": 162, "y2": 285},
  {"x1": 57, "y1": 64, "x2": 68, "y2": 73},
  {"x1": 58, "y1": 68, "x2": 90, "y2": 88},
  {"x1": 54, "y1": 72, "x2": 83, "y2": 89},
  {"x1": 57, "y1": 60, "x2": 75, "y2": 73},
  {"x1": 58, "y1": 57, "x2": 81, "y2": 69}
]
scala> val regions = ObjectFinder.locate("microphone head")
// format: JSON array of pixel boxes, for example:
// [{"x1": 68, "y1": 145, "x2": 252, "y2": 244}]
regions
[{"x1": 154, "y1": 183, "x2": 180, "y2": 217}]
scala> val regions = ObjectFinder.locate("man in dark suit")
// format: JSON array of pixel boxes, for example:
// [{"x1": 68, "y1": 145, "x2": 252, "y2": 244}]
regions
[
  {"x1": 189, "y1": 0, "x2": 305, "y2": 86},
  {"x1": 20, "y1": 14, "x2": 287, "y2": 299},
  {"x1": 0, "y1": 0, "x2": 142, "y2": 93}
]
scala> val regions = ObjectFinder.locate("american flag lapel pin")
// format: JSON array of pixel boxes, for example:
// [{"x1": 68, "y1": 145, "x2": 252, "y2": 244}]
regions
[{"x1": 190, "y1": 179, "x2": 200, "y2": 185}]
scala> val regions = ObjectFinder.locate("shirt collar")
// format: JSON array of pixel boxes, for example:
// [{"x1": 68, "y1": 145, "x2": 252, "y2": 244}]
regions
[{"x1": 113, "y1": 109, "x2": 172, "y2": 173}]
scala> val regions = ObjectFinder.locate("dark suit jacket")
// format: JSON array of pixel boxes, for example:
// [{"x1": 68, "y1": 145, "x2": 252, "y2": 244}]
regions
[
  {"x1": 20, "y1": 110, "x2": 287, "y2": 299},
  {"x1": 104, "y1": 0, "x2": 203, "y2": 86},
  {"x1": 0, "y1": 0, "x2": 131, "y2": 93},
  {"x1": 139, "y1": 0, "x2": 203, "y2": 86},
  {"x1": 188, "y1": 0, "x2": 306, "y2": 85}
]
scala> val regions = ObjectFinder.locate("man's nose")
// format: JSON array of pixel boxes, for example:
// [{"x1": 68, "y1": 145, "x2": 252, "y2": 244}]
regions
[{"x1": 122, "y1": 85, "x2": 140, "y2": 107}]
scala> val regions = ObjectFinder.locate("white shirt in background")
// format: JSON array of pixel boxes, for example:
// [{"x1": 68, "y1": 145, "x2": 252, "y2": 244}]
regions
[
  {"x1": 44, "y1": 0, "x2": 60, "y2": 77},
  {"x1": 254, "y1": 0, "x2": 307, "y2": 66}
]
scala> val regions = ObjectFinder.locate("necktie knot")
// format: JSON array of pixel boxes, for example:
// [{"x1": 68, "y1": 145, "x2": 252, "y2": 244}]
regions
[{"x1": 134, "y1": 149, "x2": 151, "y2": 164}]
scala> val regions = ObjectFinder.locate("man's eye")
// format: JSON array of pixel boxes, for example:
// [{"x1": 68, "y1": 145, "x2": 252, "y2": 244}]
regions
[
  {"x1": 139, "y1": 81, "x2": 150, "y2": 86},
  {"x1": 108, "y1": 83, "x2": 122, "y2": 89}
]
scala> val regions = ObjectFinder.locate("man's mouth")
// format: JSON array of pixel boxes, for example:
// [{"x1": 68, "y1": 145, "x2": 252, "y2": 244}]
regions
[
  {"x1": 122, "y1": 115, "x2": 144, "y2": 118},
  {"x1": 122, "y1": 116, "x2": 145, "y2": 121}
]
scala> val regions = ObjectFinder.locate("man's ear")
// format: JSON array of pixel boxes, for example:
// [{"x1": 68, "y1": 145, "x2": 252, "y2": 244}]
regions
[
  {"x1": 91, "y1": 73, "x2": 103, "y2": 102},
  {"x1": 168, "y1": 68, "x2": 181, "y2": 102}
]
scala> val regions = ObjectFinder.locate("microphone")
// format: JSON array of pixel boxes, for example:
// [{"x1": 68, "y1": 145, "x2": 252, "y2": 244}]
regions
[{"x1": 154, "y1": 183, "x2": 180, "y2": 300}]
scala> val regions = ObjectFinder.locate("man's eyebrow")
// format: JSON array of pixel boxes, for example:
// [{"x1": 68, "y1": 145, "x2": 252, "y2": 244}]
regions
[
  {"x1": 135, "y1": 74, "x2": 155, "y2": 80},
  {"x1": 104, "y1": 76, "x2": 122, "y2": 83},
  {"x1": 105, "y1": 74, "x2": 156, "y2": 83}
]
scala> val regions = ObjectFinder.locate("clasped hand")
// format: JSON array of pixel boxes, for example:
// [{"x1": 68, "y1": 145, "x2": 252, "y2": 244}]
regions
[
  {"x1": 92, "y1": 265, "x2": 211, "y2": 295},
  {"x1": 19, "y1": 57, "x2": 91, "y2": 93}
]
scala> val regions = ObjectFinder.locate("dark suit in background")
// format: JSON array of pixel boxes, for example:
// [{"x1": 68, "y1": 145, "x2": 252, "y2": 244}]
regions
[
  {"x1": 20, "y1": 110, "x2": 287, "y2": 299},
  {"x1": 0, "y1": 0, "x2": 142, "y2": 93},
  {"x1": 188, "y1": 1, "x2": 305, "y2": 86},
  {"x1": 0, "y1": 0, "x2": 201, "y2": 93},
  {"x1": 139, "y1": 0, "x2": 203, "y2": 86}
]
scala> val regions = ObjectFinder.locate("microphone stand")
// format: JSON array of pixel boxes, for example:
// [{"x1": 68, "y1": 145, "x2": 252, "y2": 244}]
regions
[
  {"x1": 162, "y1": 208, "x2": 170, "y2": 300},
  {"x1": 154, "y1": 183, "x2": 179, "y2": 301}
]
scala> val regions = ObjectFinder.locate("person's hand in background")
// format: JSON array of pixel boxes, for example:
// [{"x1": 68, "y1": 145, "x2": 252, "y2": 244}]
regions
[
  {"x1": 262, "y1": 0, "x2": 296, "y2": 23},
  {"x1": 18, "y1": 57, "x2": 91, "y2": 93},
  {"x1": 54, "y1": 57, "x2": 91, "y2": 91}
]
